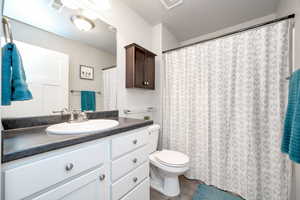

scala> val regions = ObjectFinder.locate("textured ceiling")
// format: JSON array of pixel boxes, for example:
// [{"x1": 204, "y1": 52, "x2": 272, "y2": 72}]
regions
[{"x1": 121, "y1": 0, "x2": 280, "y2": 41}]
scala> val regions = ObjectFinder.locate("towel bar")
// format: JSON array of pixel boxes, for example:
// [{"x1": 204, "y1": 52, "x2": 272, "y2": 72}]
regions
[{"x1": 70, "y1": 90, "x2": 101, "y2": 95}]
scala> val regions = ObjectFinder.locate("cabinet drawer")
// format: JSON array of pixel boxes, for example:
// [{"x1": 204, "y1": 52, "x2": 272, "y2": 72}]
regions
[
  {"x1": 112, "y1": 145, "x2": 148, "y2": 182},
  {"x1": 4, "y1": 141, "x2": 109, "y2": 200},
  {"x1": 112, "y1": 162, "x2": 149, "y2": 200},
  {"x1": 32, "y1": 165, "x2": 109, "y2": 200},
  {"x1": 120, "y1": 178, "x2": 150, "y2": 200},
  {"x1": 112, "y1": 129, "x2": 148, "y2": 159}
]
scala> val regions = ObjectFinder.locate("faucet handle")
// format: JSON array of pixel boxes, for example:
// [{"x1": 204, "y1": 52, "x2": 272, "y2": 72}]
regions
[
  {"x1": 79, "y1": 111, "x2": 88, "y2": 121},
  {"x1": 71, "y1": 109, "x2": 81, "y2": 114}
]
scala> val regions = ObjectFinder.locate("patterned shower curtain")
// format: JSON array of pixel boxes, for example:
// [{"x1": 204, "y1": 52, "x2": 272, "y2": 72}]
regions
[{"x1": 162, "y1": 20, "x2": 292, "y2": 200}]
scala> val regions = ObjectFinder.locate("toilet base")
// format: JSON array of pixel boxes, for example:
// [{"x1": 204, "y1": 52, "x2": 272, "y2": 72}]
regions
[
  {"x1": 150, "y1": 176, "x2": 180, "y2": 197},
  {"x1": 150, "y1": 166, "x2": 181, "y2": 197}
]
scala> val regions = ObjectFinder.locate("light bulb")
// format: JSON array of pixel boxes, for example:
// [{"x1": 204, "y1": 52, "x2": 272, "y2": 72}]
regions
[{"x1": 71, "y1": 15, "x2": 95, "y2": 31}]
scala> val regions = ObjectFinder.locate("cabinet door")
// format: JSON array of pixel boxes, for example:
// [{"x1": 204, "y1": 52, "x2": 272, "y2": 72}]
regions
[
  {"x1": 144, "y1": 53, "x2": 155, "y2": 89},
  {"x1": 31, "y1": 165, "x2": 109, "y2": 200},
  {"x1": 134, "y1": 48, "x2": 146, "y2": 88}
]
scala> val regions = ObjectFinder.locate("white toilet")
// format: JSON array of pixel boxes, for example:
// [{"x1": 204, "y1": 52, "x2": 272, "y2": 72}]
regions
[{"x1": 148, "y1": 124, "x2": 189, "y2": 197}]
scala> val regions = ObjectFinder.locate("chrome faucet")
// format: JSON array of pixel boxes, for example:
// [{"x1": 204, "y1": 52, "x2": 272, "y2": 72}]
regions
[{"x1": 53, "y1": 108, "x2": 89, "y2": 123}]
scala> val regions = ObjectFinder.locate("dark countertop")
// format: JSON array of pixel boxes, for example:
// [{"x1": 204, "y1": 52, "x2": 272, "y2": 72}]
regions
[{"x1": 2, "y1": 117, "x2": 153, "y2": 163}]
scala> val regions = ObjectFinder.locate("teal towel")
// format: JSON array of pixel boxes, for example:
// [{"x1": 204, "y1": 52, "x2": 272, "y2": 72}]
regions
[
  {"x1": 192, "y1": 184, "x2": 244, "y2": 200},
  {"x1": 282, "y1": 69, "x2": 300, "y2": 163},
  {"x1": 1, "y1": 43, "x2": 32, "y2": 105},
  {"x1": 81, "y1": 91, "x2": 96, "y2": 112}
]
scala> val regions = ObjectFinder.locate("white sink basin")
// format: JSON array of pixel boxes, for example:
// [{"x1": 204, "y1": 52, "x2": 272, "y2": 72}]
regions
[{"x1": 46, "y1": 119, "x2": 119, "y2": 135}]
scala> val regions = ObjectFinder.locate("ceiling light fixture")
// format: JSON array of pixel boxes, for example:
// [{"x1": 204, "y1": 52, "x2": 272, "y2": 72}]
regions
[
  {"x1": 71, "y1": 15, "x2": 95, "y2": 31},
  {"x1": 61, "y1": 0, "x2": 79, "y2": 9}
]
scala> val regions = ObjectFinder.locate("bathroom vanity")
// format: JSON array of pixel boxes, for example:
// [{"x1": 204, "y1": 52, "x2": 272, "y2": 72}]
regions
[{"x1": 1, "y1": 112, "x2": 153, "y2": 200}]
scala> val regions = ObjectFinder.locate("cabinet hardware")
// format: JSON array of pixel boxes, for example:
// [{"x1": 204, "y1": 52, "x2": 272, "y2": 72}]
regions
[
  {"x1": 99, "y1": 174, "x2": 106, "y2": 181},
  {"x1": 65, "y1": 163, "x2": 74, "y2": 171},
  {"x1": 133, "y1": 139, "x2": 138, "y2": 144},
  {"x1": 132, "y1": 158, "x2": 138, "y2": 163},
  {"x1": 133, "y1": 177, "x2": 138, "y2": 182}
]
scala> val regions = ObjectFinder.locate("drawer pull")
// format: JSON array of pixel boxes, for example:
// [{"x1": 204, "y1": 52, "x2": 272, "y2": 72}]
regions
[
  {"x1": 133, "y1": 139, "x2": 138, "y2": 145},
  {"x1": 65, "y1": 163, "x2": 74, "y2": 171},
  {"x1": 133, "y1": 177, "x2": 138, "y2": 183},
  {"x1": 132, "y1": 158, "x2": 138, "y2": 163},
  {"x1": 99, "y1": 174, "x2": 106, "y2": 181}
]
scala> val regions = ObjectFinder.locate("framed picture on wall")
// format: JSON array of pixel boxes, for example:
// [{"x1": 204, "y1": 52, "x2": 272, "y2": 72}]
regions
[{"x1": 80, "y1": 65, "x2": 94, "y2": 80}]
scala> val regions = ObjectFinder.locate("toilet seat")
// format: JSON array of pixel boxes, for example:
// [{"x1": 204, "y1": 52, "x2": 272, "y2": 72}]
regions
[{"x1": 153, "y1": 150, "x2": 189, "y2": 168}]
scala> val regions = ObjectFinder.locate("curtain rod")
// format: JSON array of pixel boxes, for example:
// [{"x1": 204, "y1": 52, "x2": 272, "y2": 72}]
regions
[{"x1": 163, "y1": 14, "x2": 295, "y2": 54}]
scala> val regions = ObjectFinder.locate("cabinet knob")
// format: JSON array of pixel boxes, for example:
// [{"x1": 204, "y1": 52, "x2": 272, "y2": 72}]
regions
[
  {"x1": 132, "y1": 158, "x2": 138, "y2": 163},
  {"x1": 65, "y1": 163, "x2": 74, "y2": 171},
  {"x1": 99, "y1": 174, "x2": 106, "y2": 181},
  {"x1": 133, "y1": 177, "x2": 138, "y2": 183},
  {"x1": 133, "y1": 139, "x2": 138, "y2": 145}
]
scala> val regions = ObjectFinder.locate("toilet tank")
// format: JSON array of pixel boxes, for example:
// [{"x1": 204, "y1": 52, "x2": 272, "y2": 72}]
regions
[{"x1": 148, "y1": 124, "x2": 160, "y2": 154}]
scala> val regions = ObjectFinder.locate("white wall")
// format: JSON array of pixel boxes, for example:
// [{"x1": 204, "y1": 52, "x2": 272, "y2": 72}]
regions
[
  {"x1": 151, "y1": 23, "x2": 179, "y2": 149},
  {"x1": 9, "y1": 20, "x2": 116, "y2": 111},
  {"x1": 152, "y1": 23, "x2": 179, "y2": 124},
  {"x1": 276, "y1": 1, "x2": 300, "y2": 200},
  {"x1": 151, "y1": 24, "x2": 163, "y2": 123},
  {"x1": 180, "y1": 14, "x2": 276, "y2": 46},
  {"x1": 95, "y1": 0, "x2": 161, "y2": 120},
  {"x1": 161, "y1": 25, "x2": 179, "y2": 51},
  {"x1": 277, "y1": 0, "x2": 300, "y2": 66}
]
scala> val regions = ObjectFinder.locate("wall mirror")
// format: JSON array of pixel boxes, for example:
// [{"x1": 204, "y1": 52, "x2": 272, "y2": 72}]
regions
[{"x1": 2, "y1": 0, "x2": 117, "y2": 118}]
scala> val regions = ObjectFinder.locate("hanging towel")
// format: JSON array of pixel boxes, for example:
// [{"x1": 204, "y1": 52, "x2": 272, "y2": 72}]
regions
[
  {"x1": 282, "y1": 69, "x2": 300, "y2": 163},
  {"x1": 81, "y1": 91, "x2": 96, "y2": 112},
  {"x1": 1, "y1": 43, "x2": 32, "y2": 105}
]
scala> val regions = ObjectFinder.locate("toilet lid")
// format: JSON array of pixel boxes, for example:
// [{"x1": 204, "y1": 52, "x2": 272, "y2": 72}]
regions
[{"x1": 154, "y1": 150, "x2": 189, "y2": 167}]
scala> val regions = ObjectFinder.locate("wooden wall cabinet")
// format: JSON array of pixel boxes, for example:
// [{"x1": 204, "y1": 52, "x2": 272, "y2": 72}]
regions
[{"x1": 125, "y1": 43, "x2": 156, "y2": 90}]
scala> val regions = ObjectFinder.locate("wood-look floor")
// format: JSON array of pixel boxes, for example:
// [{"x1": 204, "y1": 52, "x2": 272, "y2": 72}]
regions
[{"x1": 150, "y1": 176, "x2": 202, "y2": 200}]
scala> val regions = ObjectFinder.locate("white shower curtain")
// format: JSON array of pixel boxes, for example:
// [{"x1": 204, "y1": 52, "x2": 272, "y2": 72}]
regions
[
  {"x1": 103, "y1": 68, "x2": 117, "y2": 110},
  {"x1": 162, "y1": 20, "x2": 292, "y2": 200}
]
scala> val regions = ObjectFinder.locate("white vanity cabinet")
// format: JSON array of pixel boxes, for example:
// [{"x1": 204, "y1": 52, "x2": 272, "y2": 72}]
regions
[
  {"x1": 111, "y1": 128, "x2": 150, "y2": 200},
  {"x1": 31, "y1": 165, "x2": 109, "y2": 200},
  {"x1": 2, "y1": 127, "x2": 150, "y2": 200}
]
